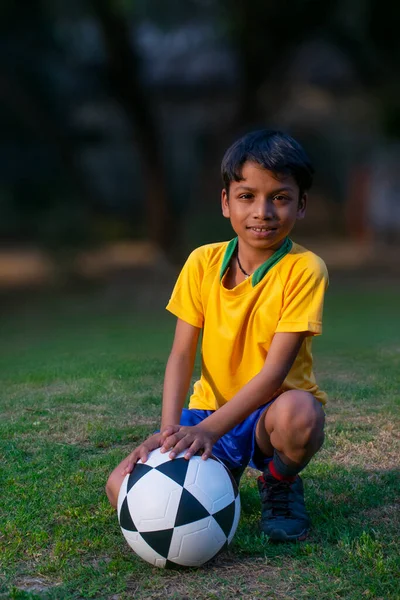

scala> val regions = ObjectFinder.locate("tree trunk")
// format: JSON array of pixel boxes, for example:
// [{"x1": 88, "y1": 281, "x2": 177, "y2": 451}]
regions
[
  {"x1": 0, "y1": 69, "x2": 95, "y2": 208},
  {"x1": 93, "y1": 0, "x2": 177, "y2": 258}
]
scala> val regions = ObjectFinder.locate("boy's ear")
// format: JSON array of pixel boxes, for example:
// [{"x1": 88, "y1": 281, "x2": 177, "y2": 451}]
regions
[
  {"x1": 221, "y1": 189, "x2": 230, "y2": 218},
  {"x1": 297, "y1": 193, "x2": 307, "y2": 220}
]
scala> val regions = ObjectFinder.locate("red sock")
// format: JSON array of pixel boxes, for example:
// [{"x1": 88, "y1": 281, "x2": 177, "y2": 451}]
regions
[{"x1": 268, "y1": 460, "x2": 296, "y2": 482}]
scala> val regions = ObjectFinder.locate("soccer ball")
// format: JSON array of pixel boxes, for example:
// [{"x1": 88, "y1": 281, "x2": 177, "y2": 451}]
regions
[{"x1": 117, "y1": 448, "x2": 241, "y2": 568}]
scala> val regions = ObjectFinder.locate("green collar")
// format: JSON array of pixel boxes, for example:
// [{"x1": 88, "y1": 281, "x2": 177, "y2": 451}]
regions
[{"x1": 220, "y1": 237, "x2": 293, "y2": 286}]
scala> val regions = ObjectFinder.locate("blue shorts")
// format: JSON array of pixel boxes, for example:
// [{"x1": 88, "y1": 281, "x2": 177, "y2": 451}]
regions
[{"x1": 179, "y1": 399, "x2": 276, "y2": 480}]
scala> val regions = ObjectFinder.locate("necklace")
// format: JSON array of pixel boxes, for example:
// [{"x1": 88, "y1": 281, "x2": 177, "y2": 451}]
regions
[{"x1": 236, "y1": 253, "x2": 251, "y2": 279}]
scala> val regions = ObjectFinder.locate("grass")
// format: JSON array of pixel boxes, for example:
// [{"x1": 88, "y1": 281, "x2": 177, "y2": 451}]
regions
[{"x1": 0, "y1": 278, "x2": 399, "y2": 599}]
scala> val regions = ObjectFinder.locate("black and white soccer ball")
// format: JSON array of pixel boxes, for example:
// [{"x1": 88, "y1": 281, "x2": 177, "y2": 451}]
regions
[{"x1": 117, "y1": 448, "x2": 241, "y2": 568}]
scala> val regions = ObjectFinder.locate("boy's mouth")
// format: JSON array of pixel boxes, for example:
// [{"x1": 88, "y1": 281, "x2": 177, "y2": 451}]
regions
[
  {"x1": 248, "y1": 226, "x2": 277, "y2": 232},
  {"x1": 247, "y1": 226, "x2": 278, "y2": 239}
]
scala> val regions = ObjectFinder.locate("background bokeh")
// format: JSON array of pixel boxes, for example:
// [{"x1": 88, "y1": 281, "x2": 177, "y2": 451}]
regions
[{"x1": 1, "y1": 0, "x2": 399, "y2": 290}]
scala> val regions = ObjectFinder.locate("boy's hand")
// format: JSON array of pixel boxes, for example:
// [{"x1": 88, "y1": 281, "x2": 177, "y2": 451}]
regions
[
  {"x1": 120, "y1": 432, "x2": 165, "y2": 476},
  {"x1": 160, "y1": 425, "x2": 218, "y2": 461}
]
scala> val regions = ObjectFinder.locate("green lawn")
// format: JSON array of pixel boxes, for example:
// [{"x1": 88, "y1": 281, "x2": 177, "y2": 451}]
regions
[{"x1": 0, "y1": 281, "x2": 399, "y2": 599}]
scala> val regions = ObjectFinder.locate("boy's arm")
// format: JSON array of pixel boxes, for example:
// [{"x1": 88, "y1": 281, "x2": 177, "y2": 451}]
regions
[
  {"x1": 121, "y1": 318, "x2": 200, "y2": 473},
  {"x1": 162, "y1": 331, "x2": 306, "y2": 460},
  {"x1": 199, "y1": 331, "x2": 306, "y2": 437},
  {"x1": 161, "y1": 318, "x2": 201, "y2": 430}
]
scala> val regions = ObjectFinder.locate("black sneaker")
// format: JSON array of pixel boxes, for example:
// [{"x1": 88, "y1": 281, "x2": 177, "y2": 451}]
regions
[{"x1": 257, "y1": 472, "x2": 310, "y2": 542}]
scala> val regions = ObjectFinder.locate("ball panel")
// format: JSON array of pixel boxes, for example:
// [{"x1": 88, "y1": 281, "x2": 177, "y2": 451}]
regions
[
  {"x1": 155, "y1": 457, "x2": 190, "y2": 487},
  {"x1": 184, "y1": 457, "x2": 235, "y2": 514},
  {"x1": 120, "y1": 529, "x2": 141, "y2": 547},
  {"x1": 174, "y1": 488, "x2": 210, "y2": 527},
  {"x1": 119, "y1": 496, "x2": 137, "y2": 532},
  {"x1": 126, "y1": 463, "x2": 152, "y2": 493},
  {"x1": 122, "y1": 529, "x2": 167, "y2": 567},
  {"x1": 212, "y1": 500, "x2": 235, "y2": 537},
  {"x1": 140, "y1": 528, "x2": 174, "y2": 559},
  {"x1": 126, "y1": 469, "x2": 182, "y2": 532},
  {"x1": 140, "y1": 447, "x2": 183, "y2": 468},
  {"x1": 155, "y1": 557, "x2": 167, "y2": 568},
  {"x1": 228, "y1": 494, "x2": 241, "y2": 543},
  {"x1": 206, "y1": 454, "x2": 239, "y2": 498},
  {"x1": 168, "y1": 516, "x2": 226, "y2": 567},
  {"x1": 225, "y1": 465, "x2": 240, "y2": 498}
]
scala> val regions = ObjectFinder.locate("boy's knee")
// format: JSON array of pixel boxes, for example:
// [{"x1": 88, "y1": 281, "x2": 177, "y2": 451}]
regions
[
  {"x1": 105, "y1": 472, "x2": 120, "y2": 509},
  {"x1": 268, "y1": 391, "x2": 325, "y2": 447}
]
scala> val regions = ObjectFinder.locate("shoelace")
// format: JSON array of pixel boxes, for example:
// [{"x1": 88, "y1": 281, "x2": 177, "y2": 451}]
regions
[{"x1": 261, "y1": 479, "x2": 292, "y2": 517}]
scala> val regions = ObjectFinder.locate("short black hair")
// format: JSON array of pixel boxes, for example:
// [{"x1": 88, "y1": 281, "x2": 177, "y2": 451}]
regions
[{"x1": 221, "y1": 129, "x2": 314, "y2": 195}]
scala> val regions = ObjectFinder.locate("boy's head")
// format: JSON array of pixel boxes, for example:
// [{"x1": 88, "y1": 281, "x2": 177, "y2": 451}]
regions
[
  {"x1": 221, "y1": 129, "x2": 314, "y2": 198},
  {"x1": 220, "y1": 130, "x2": 314, "y2": 254}
]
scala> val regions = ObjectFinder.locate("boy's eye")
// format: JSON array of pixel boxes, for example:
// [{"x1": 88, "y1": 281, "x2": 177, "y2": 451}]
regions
[
  {"x1": 239, "y1": 194, "x2": 253, "y2": 200},
  {"x1": 274, "y1": 195, "x2": 290, "y2": 203}
]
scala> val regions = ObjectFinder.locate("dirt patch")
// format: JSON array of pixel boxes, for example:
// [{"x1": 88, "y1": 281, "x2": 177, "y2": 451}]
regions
[
  {"x1": 127, "y1": 555, "x2": 300, "y2": 600},
  {"x1": 14, "y1": 575, "x2": 61, "y2": 594},
  {"x1": 328, "y1": 423, "x2": 400, "y2": 470},
  {"x1": 361, "y1": 503, "x2": 400, "y2": 528}
]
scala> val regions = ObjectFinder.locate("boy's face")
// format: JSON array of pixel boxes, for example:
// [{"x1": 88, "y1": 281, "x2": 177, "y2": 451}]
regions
[{"x1": 221, "y1": 161, "x2": 306, "y2": 255}]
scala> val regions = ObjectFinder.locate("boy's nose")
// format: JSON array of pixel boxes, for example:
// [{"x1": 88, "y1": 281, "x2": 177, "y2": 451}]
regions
[{"x1": 254, "y1": 199, "x2": 274, "y2": 219}]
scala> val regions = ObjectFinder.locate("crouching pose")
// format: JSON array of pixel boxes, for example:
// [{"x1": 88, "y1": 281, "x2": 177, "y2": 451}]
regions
[{"x1": 106, "y1": 129, "x2": 327, "y2": 542}]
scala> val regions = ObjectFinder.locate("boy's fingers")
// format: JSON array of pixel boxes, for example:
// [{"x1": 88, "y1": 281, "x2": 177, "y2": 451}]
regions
[
  {"x1": 161, "y1": 432, "x2": 184, "y2": 452},
  {"x1": 168, "y1": 435, "x2": 192, "y2": 459},
  {"x1": 160, "y1": 438, "x2": 174, "y2": 453},
  {"x1": 123, "y1": 447, "x2": 147, "y2": 474},
  {"x1": 139, "y1": 448, "x2": 149, "y2": 463},
  {"x1": 184, "y1": 439, "x2": 202, "y2": 460},
  {"x1": 201, "y1": 447, "x2": 212, "y2": 460},
  {"x1": 160, "y1": 436, "x2": 174, "y2": 452},
  {"x1": 122, "y1": 459, "x2": 134, "y2": 475},
  {"x1": 199, "y1": 439, "x2": 213, "y2": 460},
  {"x1": 162, "y1": 425, "x2": 180, "y2": 437},
  {"x1": 120, "y1": 435, "x2": 164, "y2": 477}
]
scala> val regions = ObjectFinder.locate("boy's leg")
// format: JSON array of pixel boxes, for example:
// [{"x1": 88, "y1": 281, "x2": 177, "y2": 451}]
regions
[
  {"x1": 255, "y1": 390, "x2": 325, "y2": 541},
  {"x1": 106, "y1": 461, "x2": 127, "y2": 509}
]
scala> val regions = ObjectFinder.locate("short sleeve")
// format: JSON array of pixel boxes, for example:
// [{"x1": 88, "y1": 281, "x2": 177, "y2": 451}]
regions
[
  {"x1": 166, "y1": 248, "x2": 205, "y2": 328},
  {"x1": 275, "y1": 256, "x2": 328, "y2": 335}
]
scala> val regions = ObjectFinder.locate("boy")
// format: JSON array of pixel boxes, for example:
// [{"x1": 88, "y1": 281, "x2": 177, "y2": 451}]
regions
[{"x1": 106, "y1": 129, "x2": 328, "y2": 542}]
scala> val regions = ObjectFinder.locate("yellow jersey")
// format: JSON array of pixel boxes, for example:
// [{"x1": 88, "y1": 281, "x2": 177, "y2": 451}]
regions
[{"x1": 166, "y1": 238, "x2": 328, "y2": 409}]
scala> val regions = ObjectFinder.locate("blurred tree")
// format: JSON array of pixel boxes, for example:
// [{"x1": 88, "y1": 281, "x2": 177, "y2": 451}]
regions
[
  {"x1": 0, "y1": 0, "x2": 97, "y2": 246},
  {"x1": 91, "y1": 0, "x2": 178, "y2": 257},
  {"x1": 224, "y1": 0, "x2": 399, "y2": 133},
  {"x1": 224, "y1": 0, "x2": 338, "y2": 128},
  {"x1": 0, "y1": 0, "x2": 399, "y2": 255}
]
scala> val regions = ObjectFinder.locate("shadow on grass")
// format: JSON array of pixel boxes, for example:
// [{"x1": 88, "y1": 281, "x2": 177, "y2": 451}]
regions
[{"x1": 236, "y1": 463, "x2": 399, "y2": 553}]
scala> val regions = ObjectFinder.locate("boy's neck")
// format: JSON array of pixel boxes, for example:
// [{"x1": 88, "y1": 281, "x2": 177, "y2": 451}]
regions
[{"x1": 236, "y1": 239, "x2": 286, "y2": 274}]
